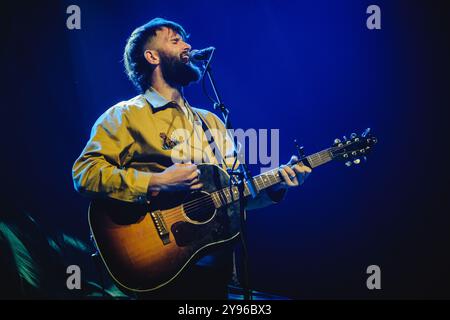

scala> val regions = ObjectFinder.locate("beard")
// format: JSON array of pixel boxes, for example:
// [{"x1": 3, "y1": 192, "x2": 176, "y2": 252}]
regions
[{"x1": 159, "y1": 51, "x2": 202, "y2": 87}]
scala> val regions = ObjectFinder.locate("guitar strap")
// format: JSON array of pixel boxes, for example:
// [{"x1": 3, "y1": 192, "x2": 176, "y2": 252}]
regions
[{"x1": 193, "y1": 110, "x2": 230, "y2": 169}]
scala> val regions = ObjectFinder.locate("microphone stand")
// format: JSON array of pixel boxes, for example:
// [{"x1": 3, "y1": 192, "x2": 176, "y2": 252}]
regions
[{"x1": 200, "y1": 53, "x2": 257, "y2": 300}]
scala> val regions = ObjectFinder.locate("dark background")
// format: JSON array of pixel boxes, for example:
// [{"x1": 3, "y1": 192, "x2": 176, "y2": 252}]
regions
[{"x1": 1, "y1": 0, "x2": 449, "y2": 299}]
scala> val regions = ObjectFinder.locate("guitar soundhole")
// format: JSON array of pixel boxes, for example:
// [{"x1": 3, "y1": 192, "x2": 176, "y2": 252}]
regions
[{"x1": 183, "y1": 191, "x2": 216, "y2": 223}]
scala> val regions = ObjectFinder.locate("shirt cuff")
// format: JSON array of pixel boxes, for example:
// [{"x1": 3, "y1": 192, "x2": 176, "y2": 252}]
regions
[{"x1": 133, "y1": 171, "x2": 153, "y2": 203}]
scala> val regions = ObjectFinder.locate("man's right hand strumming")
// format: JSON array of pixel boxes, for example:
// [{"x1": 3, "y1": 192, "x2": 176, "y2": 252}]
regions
[{"x1": 148, "y1": 163, "x2": 203, "y2": 193}]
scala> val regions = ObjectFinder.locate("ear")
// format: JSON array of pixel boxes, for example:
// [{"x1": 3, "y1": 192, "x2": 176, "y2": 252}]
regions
[{"x1": 144, "y1": 49, "x2": 159, "y2": 66}]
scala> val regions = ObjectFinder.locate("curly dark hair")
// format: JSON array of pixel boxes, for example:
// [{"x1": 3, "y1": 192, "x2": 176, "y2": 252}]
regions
[{"x1": 123, "y1": 18, "x2": 188, "y2": 93}]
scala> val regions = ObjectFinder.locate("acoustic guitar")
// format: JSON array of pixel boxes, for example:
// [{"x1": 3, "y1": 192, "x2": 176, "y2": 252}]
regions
[{"x1": 88, "y1": 128, "x2": 377, "y2": 292}]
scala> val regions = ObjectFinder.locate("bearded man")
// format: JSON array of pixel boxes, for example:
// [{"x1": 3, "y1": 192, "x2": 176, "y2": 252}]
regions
[{"x1": 72, "y1": 18, "x2": 311, "y2": 299}]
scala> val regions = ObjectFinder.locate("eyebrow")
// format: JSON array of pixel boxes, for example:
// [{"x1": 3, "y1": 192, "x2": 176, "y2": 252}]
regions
[{"x1": 170, "y1": 33, "x2": 182, "y2": 41}]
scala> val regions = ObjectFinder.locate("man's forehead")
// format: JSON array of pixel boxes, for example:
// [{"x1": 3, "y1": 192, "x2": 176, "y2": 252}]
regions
[
  {"x1": 146, "y1": 26, "x2": 184, "y2": 49},
  {"x1": 156, "y1": 27, "x2": 182, "y2": 40}
]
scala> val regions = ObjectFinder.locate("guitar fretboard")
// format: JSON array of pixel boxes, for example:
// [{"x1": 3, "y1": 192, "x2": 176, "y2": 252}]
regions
[{"x1": 209, "y1": 148, "x2": 334, "y2": 208}]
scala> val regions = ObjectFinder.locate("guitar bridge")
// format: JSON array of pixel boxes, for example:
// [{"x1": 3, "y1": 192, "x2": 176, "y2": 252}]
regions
[{"x1": 150, "y1": 210, "x2": 170, "y2": 245}]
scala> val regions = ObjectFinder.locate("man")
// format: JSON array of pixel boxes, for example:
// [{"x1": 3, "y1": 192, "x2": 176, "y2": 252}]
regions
[{"x1": 72, "y1": 18, "x2": 311, "y2": 299}]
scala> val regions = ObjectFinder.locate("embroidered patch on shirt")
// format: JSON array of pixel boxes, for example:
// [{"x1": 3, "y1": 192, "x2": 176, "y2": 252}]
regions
[{"x1": 160, "y1": 132, "x2": 183, "y2": 150}]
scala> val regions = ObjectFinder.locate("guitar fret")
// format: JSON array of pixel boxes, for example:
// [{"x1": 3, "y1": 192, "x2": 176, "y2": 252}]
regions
[
  {"x1": 316, "y1": 153, "x2": 325, "y2": 165},
  {"x1": 211, "y1": 147, "x2": 336, "y2": 209},
  {"x1": 319, "y1": 150, "x2": 329, "y2": 160},
  {"x1": 233, "y1": 187, "x2": 240, "y2": 199},
  {"x1": 306, "y1": 149, "x2": 333, "y2": 168},
  {"x1": 219, "y1": 189, "x2": 228, "y2": 205},
  {"x1": 260, "y1": 175, "x2": 267, "y2": 188},
  {"x1": 211, "y1": 193, "x2": 219, "y2": 207},
  {"x1": 225, "y1": 189, "x2": 231, "y2": 203},
  {"x1": 268, "y1": 173, "x2": 274, "y2": 185},
  {"x1": 253, "y1": 176, "x2": 259, "y2": 190},
  {"x1": 311, "y1": 154, "x2": 321, "y2": 164},
  {"x1": 257, "y1": 175, "x2": 264, "y2": 189},
  {"x1": 306, "y1": 156, "x2": 317, "y2": 167}
]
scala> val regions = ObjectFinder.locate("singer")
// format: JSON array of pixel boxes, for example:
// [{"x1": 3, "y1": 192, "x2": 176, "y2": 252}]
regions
[{"x1": 72, "y1": 17, "x2": 311, "y2": 300}]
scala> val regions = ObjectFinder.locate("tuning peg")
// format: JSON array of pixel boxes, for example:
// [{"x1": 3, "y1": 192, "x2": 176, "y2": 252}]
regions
[
  {"x1": 350, "y1": 133, "x2": 357, "y2": 139},
  {"x1": 353, "y1": 159, "x2": 361, "y2": 165},
  {"x1": 343, "y1": 135, "x2": 351, "y2": 144},
  {"x1": 362, "y1": 128, "x2": 371, "y2": 137},
  {"x1": 345, "y1": 161, "x2": 352, "y2": 167},
  {"x1": 334, "y1": 138, "x2": 344, "y2": 147},
  {"x1": 294, "y1": 139, "x2": 305, "y2": 159}
]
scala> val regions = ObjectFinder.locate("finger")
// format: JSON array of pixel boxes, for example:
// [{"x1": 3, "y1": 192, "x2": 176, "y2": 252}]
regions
[
  {"x1": 284, "y1": 169, "x2": 298, "y2": 186},
  {"x1": 188, "y1": 172, "x2": 202, "y2": 185},
  {"x1": 187, "y1": 170, "x2": 199, "y2": 182},
  {"x1": 175, "y1": 161, "x2": 192, "y2": 166},
  {"x1": 294, "y1": 164, "x2": 312, "y2": 174},
  {"x1": 283, "y1": 166, "x2": 298, "y2": 183},
  {"x1": 279, "y1": 168, "x2": 296, "y2": 187},
  {"x1": 182, "y1": 165, "x2": 198, "y2": 178},
  {"x1": 300, "y1": 163, "x2": 312, "y2": 173},
  {"x1": 186, "y1": 164, "x2": 198, "y2": 172},
  {"x1": 288, "y1": 155, "x2": 298, "y2": 165},
  {"x1": 286, "y1": 166, "x2": 300, "y2": 186},
  {"x1": 188, "y1": 177, "x2": 199, "y2": 185},
  {"x1": 190, "y1": 182, "x2": 203, "y2": 190},
  {"x1": 294, "y1": 165, "x2": 311, "y2": 185}
]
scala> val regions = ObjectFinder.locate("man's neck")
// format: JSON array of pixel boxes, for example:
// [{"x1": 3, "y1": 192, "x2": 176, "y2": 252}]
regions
[{"x1": 150, "y1": 79, "x2": 184, "y2": 106}]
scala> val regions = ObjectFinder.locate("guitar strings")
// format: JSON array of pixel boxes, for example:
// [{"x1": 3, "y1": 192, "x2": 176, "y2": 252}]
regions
[
  {"x1": 159, "y1": 166, "x2": 280, "y2": 216},
  {"x1": 161, "y1": 157, "x2": 315, "y2": 219},
  {"x1": 160, "y1": 154, "x2": 328, "y2": 219},
  {"x1": 161, "y1": 187, "x2": 242, "y2": 219},
  {"x1": 137, "y1": 141, "x2": 370, "y2": 250},
  {"x1": 161, "y1": 172, "x2": 281, "y2": 220},
  {"x1": 161, "y1": 166, "x2": 284, "y2": 216},
  {"x1": 159, "y1": 140, "x2": 365, "y2": 219}
]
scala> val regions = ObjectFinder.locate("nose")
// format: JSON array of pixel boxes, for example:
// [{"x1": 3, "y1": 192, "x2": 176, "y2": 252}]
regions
[{"x1": 183, "y1": 41, "x2": 191, "y2": 51}]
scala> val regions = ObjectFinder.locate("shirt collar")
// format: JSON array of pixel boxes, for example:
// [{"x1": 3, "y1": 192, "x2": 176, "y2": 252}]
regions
[
  {"x1": 143, "y1": 88, "x2": 198, "y2": 122},
  {"x1": 144, "y1": 87, "x2": 173, "y2": 109}
]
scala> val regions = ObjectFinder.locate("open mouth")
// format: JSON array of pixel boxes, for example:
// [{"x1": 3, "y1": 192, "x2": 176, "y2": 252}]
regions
[{"x1": 180, "y1": 53, "x2": 189, "y2": 63}]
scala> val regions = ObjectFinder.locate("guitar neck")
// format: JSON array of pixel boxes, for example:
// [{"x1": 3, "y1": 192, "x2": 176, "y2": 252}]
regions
[
  {"x1": 245, "y1": 147, "x2": 333, "y2": 194},
  {"x1": 210, "y1": 148, "x2": 334, "y2": 208}
]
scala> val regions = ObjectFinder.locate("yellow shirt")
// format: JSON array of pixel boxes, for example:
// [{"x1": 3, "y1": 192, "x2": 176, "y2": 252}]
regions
[{"x1": 72, "y1": 88, "x2": 284, "y2": 207}]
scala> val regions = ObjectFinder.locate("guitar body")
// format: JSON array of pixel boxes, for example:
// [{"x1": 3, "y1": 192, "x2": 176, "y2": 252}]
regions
[
  {"x1": 88, "y1": 163, "x2": 242, "y2": 292},
  {"x1": 88, "y1": 128, "x2": 377, "y2": 293}
]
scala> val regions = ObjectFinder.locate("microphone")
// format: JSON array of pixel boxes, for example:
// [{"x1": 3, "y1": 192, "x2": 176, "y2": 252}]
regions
[{"x1": 189, "y1": 47, "x2": 215, "y2": 61}]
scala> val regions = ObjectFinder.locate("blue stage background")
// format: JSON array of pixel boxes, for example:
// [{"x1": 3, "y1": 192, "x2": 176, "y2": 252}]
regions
[{"x1": 1, "y1": 0, "x2": 449, "y2": 299}]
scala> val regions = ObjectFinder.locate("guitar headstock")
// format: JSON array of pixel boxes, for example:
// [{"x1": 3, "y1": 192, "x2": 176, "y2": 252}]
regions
[{"x1": 331, "y1": 128, "x2": 377, "y2": 166}]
